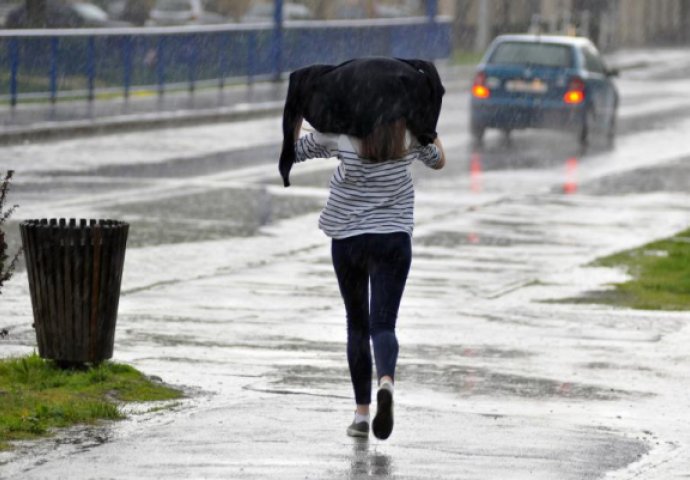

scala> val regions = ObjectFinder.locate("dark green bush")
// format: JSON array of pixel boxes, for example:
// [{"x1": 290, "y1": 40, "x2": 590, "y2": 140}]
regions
[{"x1": 0, "y1": 170, "x2": 20, "y2": 295}]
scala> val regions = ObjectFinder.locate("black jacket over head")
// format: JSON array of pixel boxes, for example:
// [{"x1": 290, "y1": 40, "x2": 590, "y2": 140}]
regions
[{"x1": 279, "y1": 57, "x2": 445, "y2": 187}]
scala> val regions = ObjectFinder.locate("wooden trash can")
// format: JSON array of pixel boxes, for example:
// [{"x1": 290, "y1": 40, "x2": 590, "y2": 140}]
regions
[{"x1": 20, "y1": 218, "x2": 129, "y2": 366}]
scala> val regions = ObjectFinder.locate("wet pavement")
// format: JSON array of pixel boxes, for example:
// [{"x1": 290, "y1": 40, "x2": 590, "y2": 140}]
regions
[{"x1": 2, "y1": 48, "x2": 690, "y2": 479}]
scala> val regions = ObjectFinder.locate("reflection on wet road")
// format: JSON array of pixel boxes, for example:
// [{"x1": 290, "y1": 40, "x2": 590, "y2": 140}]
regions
[{"x1": 349, "y1": 440, "x2": 392, "y2": 479}]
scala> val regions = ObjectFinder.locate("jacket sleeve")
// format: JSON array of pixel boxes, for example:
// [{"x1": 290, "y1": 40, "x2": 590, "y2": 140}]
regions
[
  {"x1": 279, "y1": 65, "x2": 334, "y2": 187},
  {"x1": 295, "y1": 132, "x2": 338, "y2": 162},
  {"x1": 397, "y1": 58, "x2": 445, "y2": 146}
]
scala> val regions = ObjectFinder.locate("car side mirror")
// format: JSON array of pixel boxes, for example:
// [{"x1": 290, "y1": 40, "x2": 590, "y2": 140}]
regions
[{"x1": 606, "y1": 67, "x2": 620, "y2": 77}]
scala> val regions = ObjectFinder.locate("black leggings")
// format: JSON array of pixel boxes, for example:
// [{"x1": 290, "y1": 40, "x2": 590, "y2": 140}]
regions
[{"x1": 331, "y1": 232, "x2": 412, "y2": 405}]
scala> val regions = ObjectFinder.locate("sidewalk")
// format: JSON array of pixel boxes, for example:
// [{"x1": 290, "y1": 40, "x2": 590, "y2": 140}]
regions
[
  {"x1": 1, "y1": 151, "x2": 689, "y2": 478},
  {"x1": 2, "y1": 49, "x2": 690, "y2": 479}
]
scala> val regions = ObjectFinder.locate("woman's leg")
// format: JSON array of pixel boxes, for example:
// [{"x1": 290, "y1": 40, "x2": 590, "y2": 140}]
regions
[
  {"x1": 332, "y1": 235, "x2": 372, "y2": 410},
  {"x1": 368, "y1": 232, "x2": 412, "y2": 383}
]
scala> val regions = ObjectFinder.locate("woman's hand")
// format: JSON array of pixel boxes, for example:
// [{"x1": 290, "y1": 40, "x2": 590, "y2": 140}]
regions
[{"x1": 433, "y1": 136, "x2": 446, "y2": 170}]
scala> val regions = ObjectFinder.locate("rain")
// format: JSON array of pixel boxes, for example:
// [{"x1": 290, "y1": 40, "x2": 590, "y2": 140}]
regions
[{"x1": 1, "y1": 1, "x2": 690, "y2": 478}]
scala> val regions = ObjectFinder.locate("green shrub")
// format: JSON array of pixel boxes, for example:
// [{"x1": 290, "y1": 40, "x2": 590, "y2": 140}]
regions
[{"x1": 0, "y1": 170, "x2": 21, "y2": 295}]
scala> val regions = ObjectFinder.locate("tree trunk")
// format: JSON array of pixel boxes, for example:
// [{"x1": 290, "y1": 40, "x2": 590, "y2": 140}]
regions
[
  {"x1": 681, "y1": 0, "x2": 690, "y2": 43},
  {"x1": 453, "y1": 0, "x2": 475, "y2": 50}
]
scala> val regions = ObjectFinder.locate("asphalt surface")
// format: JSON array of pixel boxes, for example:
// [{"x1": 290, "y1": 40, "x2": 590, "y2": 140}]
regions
[{"x1": 1, "y1": 48, "x2": 690, "y2": 479}]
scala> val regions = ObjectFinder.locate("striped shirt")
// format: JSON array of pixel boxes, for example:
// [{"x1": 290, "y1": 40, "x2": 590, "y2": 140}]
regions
[{"x1": 294, "y1": 131, "x2": 441, "y2": 239}]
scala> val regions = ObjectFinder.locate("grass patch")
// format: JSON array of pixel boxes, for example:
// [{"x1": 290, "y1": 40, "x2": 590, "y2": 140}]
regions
[
  {"x1": 587, "y1": 228, "x2": 690, "y2": 310},
  {"x1": 451, "y1": 49, "x2": 483, "y2": 66},
  {"x1": 0, "y1": 87, "x2": 159, "y2": 106},
  {"x1": 0, "y1": 354, "x2": 183, "y2": 451}
]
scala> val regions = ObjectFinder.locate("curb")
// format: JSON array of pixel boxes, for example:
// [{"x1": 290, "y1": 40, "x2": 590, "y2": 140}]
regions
[{"x1": 0, "y1": 100, "x2": 285, "y2": 146}]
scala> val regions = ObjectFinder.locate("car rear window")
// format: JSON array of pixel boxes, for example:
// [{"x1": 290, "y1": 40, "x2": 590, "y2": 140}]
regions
[
  {"x1": 488, "y1": 42, "x2": 573, "y2": 68},
  {"x1": 72, "y1": 3, "x2": 108, "y2": 21},
  {"x1": 155, "y1": 0, "x2": 192, "y2": 12}
]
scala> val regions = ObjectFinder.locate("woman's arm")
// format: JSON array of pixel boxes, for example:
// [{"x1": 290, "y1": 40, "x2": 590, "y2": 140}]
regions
[{"x1": 294, "y1": 131, "x2": 339, "y2": 163}]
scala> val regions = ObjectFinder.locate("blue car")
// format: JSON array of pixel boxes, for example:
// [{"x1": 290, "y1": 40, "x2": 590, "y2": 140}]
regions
[{"x1": 470, "y1": 34, "x2": 619, "y2": 146}]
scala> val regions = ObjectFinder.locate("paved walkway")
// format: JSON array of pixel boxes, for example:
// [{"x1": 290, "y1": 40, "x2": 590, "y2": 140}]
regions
[
  {"x1": 2, "y1": 48, "x2": 690, "y2": 479},
  {"x1": 2, "y1": 153, "x2": 689, "y2": 478}
]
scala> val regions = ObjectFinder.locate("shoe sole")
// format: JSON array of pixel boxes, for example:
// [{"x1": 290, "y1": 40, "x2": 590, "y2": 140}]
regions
[
  {"x1": 372, "y1": 388, "x2": 393, "y2": 440},
  {"x1": 346, "y1": 427, "x2": 369, "y2": 438}
]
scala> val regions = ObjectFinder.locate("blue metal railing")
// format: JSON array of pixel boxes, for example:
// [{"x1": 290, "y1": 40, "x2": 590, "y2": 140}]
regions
[{"x1": 0, "y1": 12, "x2": 451, "y2": 107}]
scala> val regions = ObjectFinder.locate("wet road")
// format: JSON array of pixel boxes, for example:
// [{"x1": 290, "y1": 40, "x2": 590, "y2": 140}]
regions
[{"x1": 2, "y1": 49, "x2": 690, "y2": 479}]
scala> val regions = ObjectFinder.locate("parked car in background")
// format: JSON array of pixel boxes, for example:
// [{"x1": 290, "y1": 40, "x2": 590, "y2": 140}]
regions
[
  {"x1": 148, "y1": 0, "x2": 225, "y2": 26},
  {"x1": 99, "y1": 0, "x2": 151, "y2": 26},
  {"x1": 5, "y1": 1, "x2": 131, "y2": 28},
  {"x1": 71, "y1": 3, "x2": 129, "y2": 26},
  {"x1": 0, "y1": 3, "x2": 18, "y2": 27},
  {"x1": 119, "y1": 0, "x2": 154, "y2": 26},
  {"x1": 375, "y1": 0, "x2": 422, "y2": 18},
  {"x1": 241, "y1": 1, "x2": 313, "y2": 23},
  {"x1": 470, "y1": 34, "x2": 619, "y2": 146}
]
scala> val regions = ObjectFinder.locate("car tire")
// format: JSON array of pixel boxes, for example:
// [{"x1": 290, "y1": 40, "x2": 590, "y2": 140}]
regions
[
  {"x1": 605, "y1": 109, "x2": 617, "y2": 149},
  {"x1": 578, "y1": 108, "x2": 594, "y2": 147},
  {"x1": 471, "y1": 123, "x2": 486, "y2": 144}
]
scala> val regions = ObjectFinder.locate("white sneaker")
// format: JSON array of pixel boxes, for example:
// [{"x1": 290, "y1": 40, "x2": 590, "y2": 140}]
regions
[{"x1": 346, "y1": 419, "x2": 369, "y2": 438}]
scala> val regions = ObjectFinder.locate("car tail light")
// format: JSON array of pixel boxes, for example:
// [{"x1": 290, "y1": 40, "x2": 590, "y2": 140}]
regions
[
  {"x1": 564, "y1": 77, "x2": 585, "y2": 104},
  {"x1": 472, "y1": 72, "x2": 490, "y2": 99}
]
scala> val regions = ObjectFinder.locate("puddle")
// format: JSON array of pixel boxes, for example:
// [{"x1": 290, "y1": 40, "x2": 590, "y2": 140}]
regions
[
  {"x1": 398, "y1": 363, "x2": 648, "y2": 401},
  {"x1": 109, "y1": 187, "x2": 322, "y2": 247},
  {"x1": 583, "y1": 362, "x2": 655, "y2": 373},
  {"x1": 42, "y1": 145, "x2": 280, "y2": 179},
  {"x1": 255, "y1": 342, "x2": 641, "y2": 402},
  {"x1": 415, "y1": 231, "x2": 521, "y2": 248},
  {"x1": 578, "y1": 156, "x2": 690, "y2": 195},
  {"x1": 120, "y1": 330, "x2": 342, "y2": 354},
  {"x1": 278, "y1": 364, "x2": 349, "y2": 389},
  {"x1": 12, "y1": 179, "x2": 147, "y2": 195}
]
